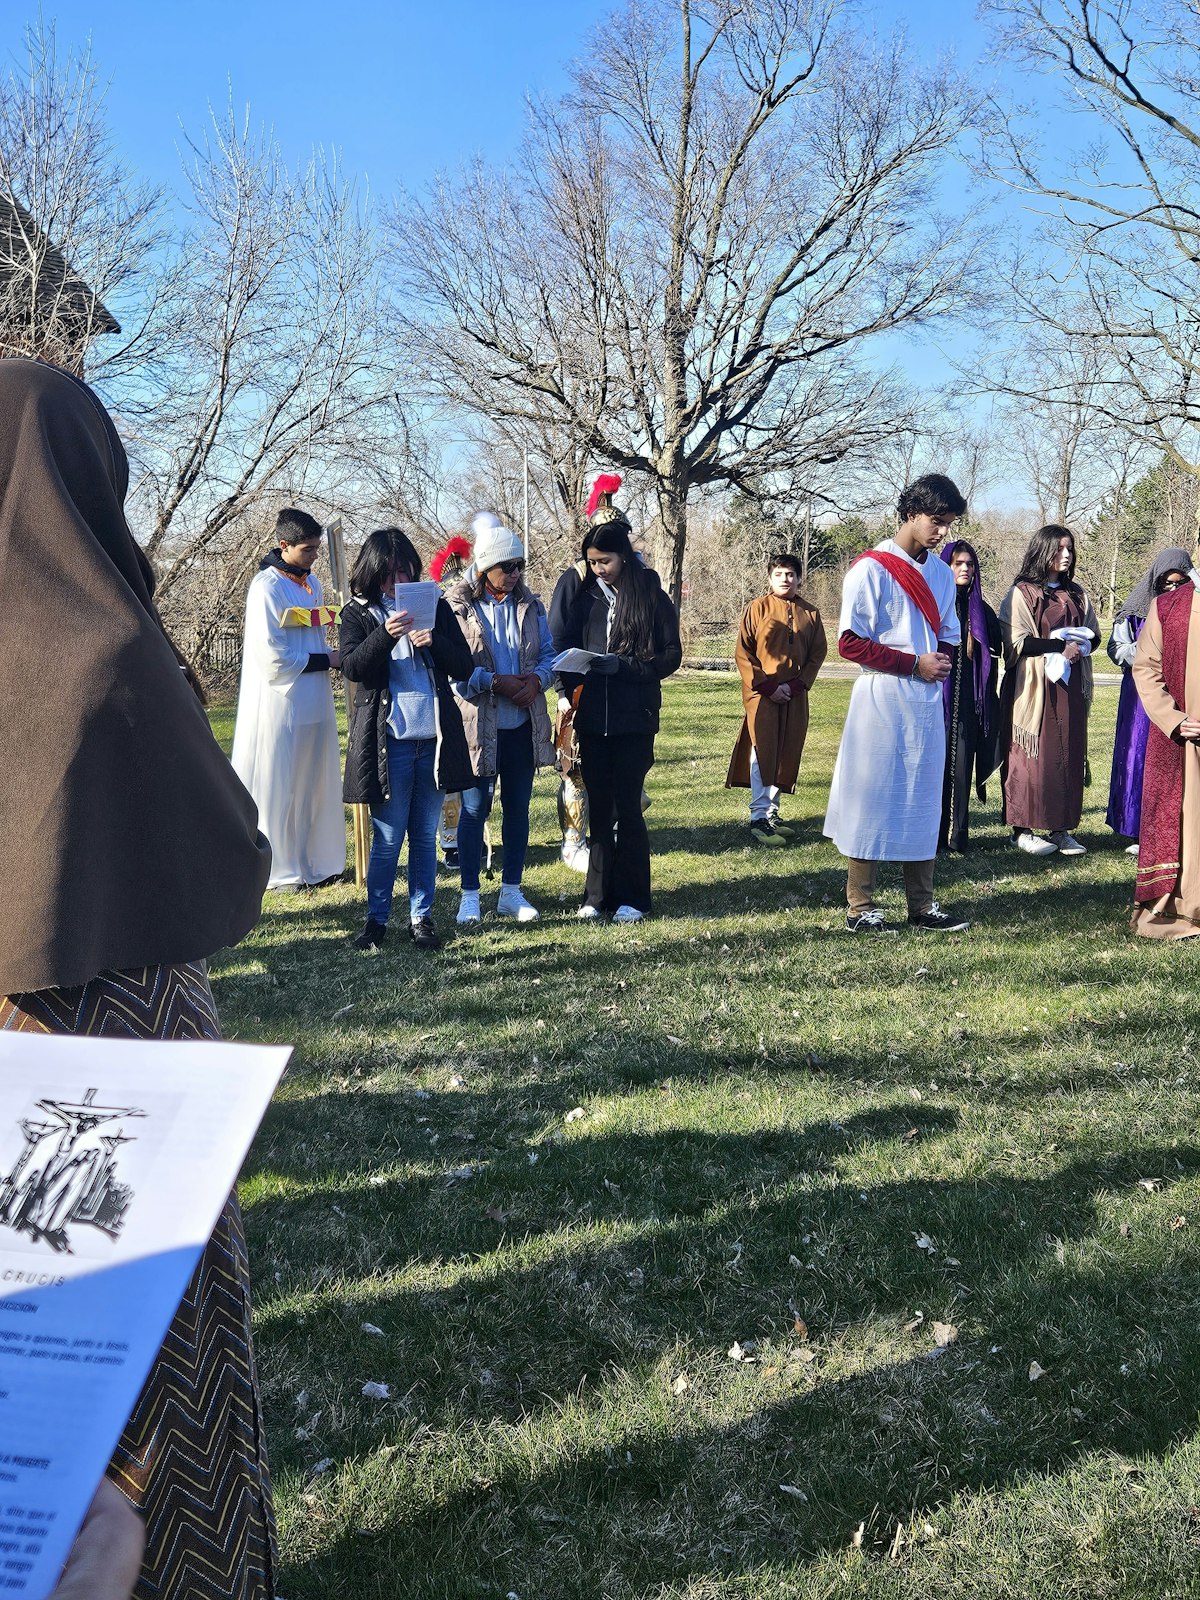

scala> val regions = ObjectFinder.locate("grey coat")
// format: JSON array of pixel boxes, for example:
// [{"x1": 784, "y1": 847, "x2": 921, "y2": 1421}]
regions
[{"x1": 446, "y1": 578, "x2": 556, "y2": 777}]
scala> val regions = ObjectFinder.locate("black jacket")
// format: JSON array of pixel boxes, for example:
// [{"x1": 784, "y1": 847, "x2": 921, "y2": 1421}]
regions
[
  {"x1": 339, "y1": 597, "x2": 474, "y2": 802},
  {"x1": 551, "y1": 567, "x2": 682, "y2": 738}
]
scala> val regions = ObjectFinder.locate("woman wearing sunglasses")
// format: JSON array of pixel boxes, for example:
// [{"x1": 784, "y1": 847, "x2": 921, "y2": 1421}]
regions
[{"x1": 446, "y1": 514, "x2": 557, "y2": 923}]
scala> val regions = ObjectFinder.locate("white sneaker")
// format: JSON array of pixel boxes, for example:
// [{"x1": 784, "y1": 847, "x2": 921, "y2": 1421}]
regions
[
  {"x1": 1050, "y1": 831, "x2": 1087, "y2": 856},
  {"x1": 613, "y1": 905, "x2": 645, "y2": 923},
  {"x1": 1016, "y1": 831, "x2": 1057, "y2": 856},
  {"x1": 456, "y1": 890, "x2": 481, "y2": 924},
  {"x1": 577, "y1": 904, "x2": 601, "y2": 921},
  {"x1": 1125, "y1": 842, "x2": 1140, "y2": 855},
  {"x1": 497, "y1": 885, "x2": 539, "y2": 922}
]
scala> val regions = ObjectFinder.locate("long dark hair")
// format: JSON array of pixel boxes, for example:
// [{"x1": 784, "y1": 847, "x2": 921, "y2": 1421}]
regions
[
  {"x1": 582, "y1": 524, "x2": 661, "y2": 657},
  {"x1": 350, "y1": 526, "x2": 422, "y2": 606},
  {"x1": 1014, "y1": 524, "x2": 1078, "y2": 589}
]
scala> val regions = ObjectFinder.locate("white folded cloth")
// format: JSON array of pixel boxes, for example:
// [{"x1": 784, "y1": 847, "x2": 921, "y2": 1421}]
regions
[{"x1": 1045, "y1": 626, "x2": 1093, "y2": 685}]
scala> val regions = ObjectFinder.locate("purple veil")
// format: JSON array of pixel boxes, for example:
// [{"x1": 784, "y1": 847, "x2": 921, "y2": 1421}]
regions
[{"x1": 940, "y1": 539, "x2": 992, "y2": 729}]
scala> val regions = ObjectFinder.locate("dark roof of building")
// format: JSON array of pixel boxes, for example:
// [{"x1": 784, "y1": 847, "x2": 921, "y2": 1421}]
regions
[{"x1": 0, "y1": 192, "x2": 120, "y2": 336}]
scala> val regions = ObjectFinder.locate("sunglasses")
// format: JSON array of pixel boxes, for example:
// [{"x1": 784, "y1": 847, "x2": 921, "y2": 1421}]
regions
[{"x1": 496, "y1": 559, "x2": 526, "y2": 575}]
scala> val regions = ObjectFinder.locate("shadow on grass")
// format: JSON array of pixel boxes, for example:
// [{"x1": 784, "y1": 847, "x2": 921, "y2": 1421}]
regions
[{"x1": 267, "y1": 1135, "x2": 1200, "y2": 1596}]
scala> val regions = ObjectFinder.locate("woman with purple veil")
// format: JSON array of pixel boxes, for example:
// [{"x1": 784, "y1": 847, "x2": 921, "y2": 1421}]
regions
[
  {"x1": 938, "y1": 540, "x2": 1002, "y2": 853},
  {"x1": 1107, "y1": 548, "x2": 1194, "y2": 852}
]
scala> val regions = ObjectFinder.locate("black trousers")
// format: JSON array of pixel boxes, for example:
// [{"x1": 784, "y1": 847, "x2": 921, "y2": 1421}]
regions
[{"x1": 578, "y1": 731, "x2": 656, "y2": 914}]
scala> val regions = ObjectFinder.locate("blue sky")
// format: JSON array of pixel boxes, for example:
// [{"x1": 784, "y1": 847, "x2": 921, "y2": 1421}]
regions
[{"x1": 29, "y1": 0, "x2": 1001, "y2": 202}]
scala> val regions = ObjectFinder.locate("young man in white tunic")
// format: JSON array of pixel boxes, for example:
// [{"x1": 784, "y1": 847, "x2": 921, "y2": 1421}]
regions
[
  {"x1": 824, "y1": 474, "x2": 970, "y2": 932},
  {"x1": 232, "y1": 507, "x2": 346, "y2": 890}
]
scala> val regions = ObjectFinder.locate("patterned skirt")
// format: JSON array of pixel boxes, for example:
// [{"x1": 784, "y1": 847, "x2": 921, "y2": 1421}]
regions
[{"x1": 1, "y1": 963, "x2": 277, "y2": 1600}]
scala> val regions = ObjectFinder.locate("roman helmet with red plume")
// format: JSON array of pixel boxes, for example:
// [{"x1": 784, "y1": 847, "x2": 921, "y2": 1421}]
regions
[
  {"x1": 430, "y1": 534, "x2": 471, "y2": 585},
  {"x1": 585, "y1": 472, "x2": 630, "y2": 532}
]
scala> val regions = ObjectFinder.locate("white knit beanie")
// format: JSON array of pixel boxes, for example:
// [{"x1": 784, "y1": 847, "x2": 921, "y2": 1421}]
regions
[{"x1": 471, "y1": 511, "x2": 524, "y2": 572}]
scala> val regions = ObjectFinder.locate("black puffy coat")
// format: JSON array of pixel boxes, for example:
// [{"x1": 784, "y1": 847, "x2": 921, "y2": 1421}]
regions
[
  {"x1": 339, "y1": 597, "x2": 474, "y2": 803},
  {"x1": 551, "y1": 567, "x2": 682, "y2": 738}
]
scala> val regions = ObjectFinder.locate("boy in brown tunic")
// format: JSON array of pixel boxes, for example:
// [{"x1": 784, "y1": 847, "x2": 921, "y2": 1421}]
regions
[{"x1": 727, "y1": 552, "x2": 828, "y2": 844}]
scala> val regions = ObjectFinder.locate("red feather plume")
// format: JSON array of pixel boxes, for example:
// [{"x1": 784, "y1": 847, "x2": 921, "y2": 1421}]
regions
[
  {"x1": 430, "y1": 534, "x2": 471, "y2": 583},
  {"x1": 586, "y1": 473, "x2": 623, "y2": 519}
]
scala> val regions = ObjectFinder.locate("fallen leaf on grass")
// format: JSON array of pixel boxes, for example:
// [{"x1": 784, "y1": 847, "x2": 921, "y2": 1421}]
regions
[
  {"x1": 852, "y1": 1522, "x2": 865, "y2": 1549},
  {"x1": 779, "y1": 1484, "x2": 809, "y2": 1501},
  {"x1": 931, "y1": 1321, "x2": 958, "y2": 1348},
  {"x1": 1028, "y1": 1361, "x2": 1048, "y2": 1382},
  {"x1": 788, "y1": 1253, "x2": 803, "y2": 1268},
  {"x1": 671, "y1": 1373, "x2": 689, "y2": 1395},
  {"x1": 603, "y1": 1178, "x2": 622, "y2": 1197},
  {"x1": 446, "y1": 1165, "x2": 475, "y2": 1182},
  {"x1": 1138, "y1": 1177, "x2": 1165, "y2": 1192},
  {"x1": 1172, "y1": 1214, "x2": 1188, "y2": 1230},
  {"x1": 793, "y1": 1316, "x2": 809, "y2": 1340},
  {"x1": 1120, "y1": 1222, "x2": 1131, "y2": 1237},
  {"x1": 361, "y1": 1381, "x2": 390, "y2": 1400},
  {"x1": 764, "y1": 1364, "x2": 779, "y2": 1376},
  {"x1": 484, "y1": 1206, "x2": 511, "y2": 1224},
  {"x1": 914, "y1": 1232, "x2": 937, "y2": 1253},
  {"x1": 728, "y1": 1340, "x2": 757, "y2": 1362},
  {"x1": 447, "y1": 1075, "x2": 465, "y2": 1088},
  {"x1": 902, "y1": 1127, "x2": 920, "y2": 1145},
  {"x1": 564, "y1": 1107, "x2": 586, "y2": 1123},
  {"x1": 793, "y1": 1348, "x2": 818, "y2": 1364},
  {"x1": 360, "y1": 1322, "x2": 384, "y2": 1337},
  {"x1": 331, "y1": 1003, "x2": 355, "y2": 1020},
  {"x1": 903, "y1": 1312, "x2": 925, "y2": 1333},
  {"x1": 309, "y1": 1457, "x2": 334, "y2": 1477},
  {"x1": 665, "y1": 1034, "x2": 685, "y2": 1047}
]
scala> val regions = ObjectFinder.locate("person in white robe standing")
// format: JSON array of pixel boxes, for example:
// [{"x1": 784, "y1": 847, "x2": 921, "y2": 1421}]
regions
[
  {"x1": 232, "y1": 507, "x2": 346, "y2": 890},
  {"x1": 824, "y1": 474, "x2": 970, "y2": 933}
]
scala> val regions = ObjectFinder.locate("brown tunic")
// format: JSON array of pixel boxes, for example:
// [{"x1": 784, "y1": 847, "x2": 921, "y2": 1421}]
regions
[
  {"x1": 726, "y1": 592, "x2": 827, "y2": 791},
  {"x1": 1131, "y1": 586, "x2": 1200, "y2": 937},
  {"x1": 1002, "y1": 585, "x2": 1092, "y2": 833}
]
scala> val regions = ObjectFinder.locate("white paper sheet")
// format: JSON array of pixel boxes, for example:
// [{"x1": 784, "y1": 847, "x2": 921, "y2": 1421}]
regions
[
  {"x1": 0, "y1": 1032, "x2": 290, "y2": 1600},
  {"x1": 552, "y1": 648, "x2": 609, "y2": 674},
  {"x1": 394, "y1": 581, "x2": 440, "y2": 633}
]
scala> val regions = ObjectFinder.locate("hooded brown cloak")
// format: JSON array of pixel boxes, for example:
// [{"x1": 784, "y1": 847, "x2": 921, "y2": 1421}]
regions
[{"x1": 0, "y1": 359, "x2": 271, "y2": 994}]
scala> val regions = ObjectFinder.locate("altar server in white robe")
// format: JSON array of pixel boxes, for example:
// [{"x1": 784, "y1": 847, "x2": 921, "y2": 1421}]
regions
[
  {"x1": 824, "y1": 474, "x2": 970, "y2": 934},
  {"x1": 232, "y1": 507, "x2": 346, "y2": 890}
]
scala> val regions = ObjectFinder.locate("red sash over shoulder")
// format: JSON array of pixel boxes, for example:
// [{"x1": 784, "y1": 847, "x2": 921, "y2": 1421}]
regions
[
  {"x1": 854, "y1": 550, "x2": 942, "y2": 641},
  {"x1": 1137, "y1": 580, "x2": 1194, "y2": 902}
]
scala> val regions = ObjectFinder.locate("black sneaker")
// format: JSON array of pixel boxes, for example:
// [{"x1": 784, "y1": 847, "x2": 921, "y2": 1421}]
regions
[
  {"x1": 409, "y1": 916, "x2": 443, "y2": 951},
  {"x1": 907, "y1": 902, "x2": 969, "y2": 932},
  {"x1": 442, "y1": 847, "x2": 460, "y2": 869},
  {"x1": 846, "y1": 909, "x2": 887, "y2": 933},
  {"x1": 352, "y1": 918, "x2": 387, "y2": 950},
  {"x1": 749, "y1": 820, "x2": 787, "y2": 847}
]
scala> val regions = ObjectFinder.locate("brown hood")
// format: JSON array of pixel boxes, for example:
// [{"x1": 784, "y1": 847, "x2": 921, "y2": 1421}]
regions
[{"x1": 0, "y1": 358, "x2": 271, "y2": 993}]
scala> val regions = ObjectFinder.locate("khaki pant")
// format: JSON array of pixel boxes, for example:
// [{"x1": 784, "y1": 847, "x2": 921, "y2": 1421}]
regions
[{"x1": 846, "y1": 856, "x2": 935, "y2": 917}]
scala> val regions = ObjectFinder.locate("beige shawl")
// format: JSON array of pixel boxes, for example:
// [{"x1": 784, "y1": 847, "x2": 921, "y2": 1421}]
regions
[{"x1": 999, "y1": 581, "x2": 1098, "y2": 760}]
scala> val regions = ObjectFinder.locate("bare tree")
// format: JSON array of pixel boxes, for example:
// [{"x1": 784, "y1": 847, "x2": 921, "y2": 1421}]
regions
[
  {"x1": 0, "y1": 21, "x2": 166, "y2": 377},
  {"x1": 128, "y1": 102, "x2": 399, "y2": 613},
  {"x1": 982, "y1": 0, "x2": 1200, "y2": 516},
  {"x1": 391, "y1": 0, "x2": 985, "y2": 609}
]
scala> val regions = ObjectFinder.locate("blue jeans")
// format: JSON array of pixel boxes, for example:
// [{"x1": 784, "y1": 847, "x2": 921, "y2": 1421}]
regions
[
  {"x1": 366, "y1": 737, "x2": 441, "y2": 924},
  {"x1": 457, "y1": 723, "x2": 536, "y2": 892}
]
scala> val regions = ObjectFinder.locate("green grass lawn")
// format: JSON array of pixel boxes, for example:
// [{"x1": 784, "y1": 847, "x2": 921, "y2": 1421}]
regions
[{"x1": 209, "y1": 676, "x2": 1200, "y2": 1600}]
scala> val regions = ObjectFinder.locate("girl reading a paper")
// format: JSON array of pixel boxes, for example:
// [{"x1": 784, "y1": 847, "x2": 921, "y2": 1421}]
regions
[{"x1": 999, "y1": 526, "x2": 1100, "y2": 858}]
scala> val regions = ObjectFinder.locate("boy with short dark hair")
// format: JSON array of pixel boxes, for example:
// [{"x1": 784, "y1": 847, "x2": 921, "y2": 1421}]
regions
[
  {"x1": 727, "y1": 551, "x2": 827, "y2": 843},
  {"x1": 823, "y1": 475, "x2": 970, "y2": 932}
]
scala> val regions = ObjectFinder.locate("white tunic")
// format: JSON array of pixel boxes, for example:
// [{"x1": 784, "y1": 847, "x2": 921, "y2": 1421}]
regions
[
  {"x1": 231, "y1": 567, "x2": 345, "y2": 889},
  {"x1": 823, "y1": 539, "x2": 961, "y2": 861}
]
